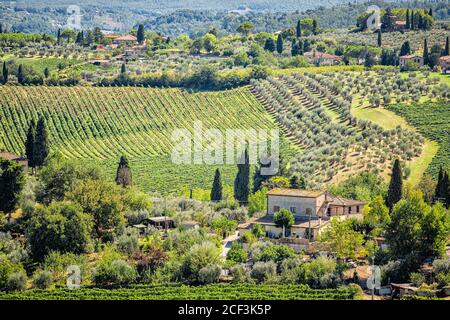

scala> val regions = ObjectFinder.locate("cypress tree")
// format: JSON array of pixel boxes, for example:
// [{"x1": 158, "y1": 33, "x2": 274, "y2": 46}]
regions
[
  {"x1": 234, "y1": 149, "x2": 250, "y2": 204},
  {"x1": 75, "y1": 31, "x2": 84, "y2": 44},
  {"x1": 386, "y1": 159, "x2": 403, "y2": 210},
  {"x1": 1, "y1": 61, "x2": 8, "y2": 84},
  {"x1": 17, "y1": 64, "x2": 24, "y2": 84},
  {"x1": 435, "y1": 167, "x2": 444, "y2": 200},
  {"x1": 121, "y1": 63, "x2": 126, "y2": 74},
  {"x1": 406, "y1": 9, "x2": 410, "y2": 30},
  {"x1": 429, "y1": 8, "x2": 433, "y2": 17},
  {"x1": 444, "y1": 172, "x2": 450, "y2": 208},
  {"x1": 296, "y1": 20, "x2": 302, "y2": 38},
  {"x1": 312, "y1": 19, "x2": 318, "y2": 35},
  {"x1": 423, "y1": 38, "x2": 429, "y2": 66},
  {"x1": 253, "y1": 159, "x2": 274, "y2": 193},
  {"x1": 377, "y1": 29, "x2": 382, "y2": 47},
  {"x1": 264, "y1": 38, "x2": 275, "y2": 52},
  {"x1": 33, "y1": 117, "x2": 49, "y2": 168},
  {"x1": 411, "y1": 10, "x2": 415, "y2": 30},
  {"x1": 115, "y1": 155, "x2": 132, "y2": 187},
  {"x1": 57, "y1": 29, "x2": 61, "y2": 45},
  {"x1": 444, "y1": 36, "x2": 449, "y2": 56},
  {"x1": 400, "y1": 41, "x2": 411, "y2": 56},
  {"x1": 25, "y1": 119, "x2": 36, "y2": 169},
  {"x1": 0, "y1": 23, "x2": 3, "y2": 33},
  {"x1": 276, "y1": 34, "x2": 283, "y2": 54},
  {"x1": 291, "y1": 40, "x2": 300, "y2": 56},
  {"x1": 137, "y1": 24, "x2": 145, "y2": 44},
  {"x1": 44, "y1": 67, "x2": 50, "y2": 78},
  {"x1": 210, "y1": 168, "x2": 223, "y2": 202}
]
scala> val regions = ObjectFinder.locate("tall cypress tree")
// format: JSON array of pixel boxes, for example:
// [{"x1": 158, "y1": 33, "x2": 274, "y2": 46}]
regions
[
  {"x1": 377, "y1": 29, "x2": 382, "y2": 47},
  {"x1": 121, "y1": 63, "x2": 126, "y2": 74},
  {"x1": 25, "y1": 119, "x2": 36, "y2": 169},
  {"x1": 1, "y1": 61, "x2": 8, "y2": 84},
  {"x1": 115, "y1": 155, "x2": 132, "y2": 187},
  {"x1": 428, "y1": 8, "x2": 433, "y2": 18},
  {"x1": 57, "y1": 29, "x2": 61, "y2": 45},
  {"x1": 312, "y1": 19, "x2": 318, "y2": 35},
  {"x1": 17, "y1": 64, "x2": 24, "y2": 84},
  {"x1": 411, "y1": 10, "x2": 415, "y2": 30},
  {"x1": 445, "y1": 36, "x2": 449, "y2": 56},
  {"x1": 406, "y1": 9, "x2": 410, "y2": 30},
  {"x1": 210, "y1": 168, "x2": 223, "y2": 202},
  {"x1": 435, "y1": 167, "x2": 444, "y2": 200},
  {"x1": 276, "y1": 34, "x2": 283, "y2": 54},
  {"x1": 386, "y1": 159, "x2": 403, "y2": 210},
  {"x1": 33, "y1": 117, "x2": 49, "y2": 168},
  {"x1": 137, "y1": 24, "x2": 145, "y2": 44},
  {"x1": 444, "y1": 172, "x2": 450, "y2": 208},
  {"x1": 423, "y1": 38, "x2": 429, "y2": 66},
  {"x1": 296, "y1": 20, "x2": 302, "y2": 38},
  {"x1": 400, "y1": 41, "x2": 411, "y2": 56},
  {"x1": 234, "y1": 149, "x2": 250, "y2": 204}
]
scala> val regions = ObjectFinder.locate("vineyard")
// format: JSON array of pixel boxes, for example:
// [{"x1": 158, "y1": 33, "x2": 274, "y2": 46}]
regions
[
  {"x1": 0, "y1": 284, "x2": 359, "y2": 300},
  {"x1": 386, "y1": 101, "x2": 450, "y2": 177},
  {"x1": 0, "y1": 85, "x2": 279, "y2": 192}
]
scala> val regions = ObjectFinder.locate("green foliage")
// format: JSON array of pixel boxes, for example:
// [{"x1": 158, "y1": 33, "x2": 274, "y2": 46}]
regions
[
  {"x1": 211, "y1": 169, "x2": 223, "y2": 202},
  {"x1": 386, "y1": 159, "x2": 403, "y2": 210},
  {"x1": 273, "y1": 209, "x2": 294, "y2": 229},
  {"x1": 137, "y1": 25, "x2": 145, "y2": 44},
  {"x1": 33, "y1": 117, "x2": 49, "y2": 168},
  {"x1": 43, "y1": 252, "x2": 88, "y2": 284},
  {"x1": 0, "y1": 158, "x2": 26, "y2": 214},
  {"x1": 328, "y1": 172, "x2": 386, "y2": 201},
  {"x1": 234, "y1": 149, "x2": 250, "y2": 204},
  {"x1": 319, "y1": 218, "x2": 366, "y2": 260},
  {"x1": 363, "y1": 195, "x2": 391, "y2": 228},
  {"x1": 0, "y1": 255, "x2": 25, "y2": 291},
  {"x1": 32, "y1": 270, "x2": 53, "y2": 289},
  {"x1": 198, "y1": 265, "x2": 221, "y2": 284},
  {"x1": 27, "y1": 201, "x2": 93, "y2": 260},
  {"x1": 93, "y1": 259, "x2": 137, "y2": 287},
  {"x1": 6, "y1": 271, "x2": 27, "y2": 292},
  {"x1": 248, "y1": 188, "x2": 267, "y2": 216},
  {"x1": 254, "y1": 244, "x2": 296, "y2": 263},
  {"x1": 250, "y1": 261, "x2": 277, "y2": 283},
  {"x1": 226, "y1": 242, "x2": 248, "y2": 264},
  {"x1": 181, "y1": 241, "x2": 222, "y2": 284},
  {"x1": 115, "y1": 155, "x2": 132, "y2": 187},
  {"x1": 210, "y1": 216, "x2": 238, "y2": 239}
]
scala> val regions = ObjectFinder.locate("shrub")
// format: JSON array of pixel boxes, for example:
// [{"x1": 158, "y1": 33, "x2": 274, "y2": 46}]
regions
[
  {"x1": 116, "y1": 232, "x2": 139, "y2": 255},
  {"x1": 93, "y1": 259, "x2": 137, "y2": 287},
  {"x1": 32, "y1": 270, "x2": 53, "y2": 289},
  {"x1": 0, "y1": 256, "x2": 25, "y2": 291},
  {"x1": 6, "y1": 271, "x2": 27, "y2": 292},
  {"x1": 181, "y1": 241, "x2": 222, "y2": 283},
  {"x1": 198, "y1": 265, "x2": 221, "y2": 284},
  {"x1": 250, "y1": 261, "x2": 277, "y2": 283},
  {"x1": 226, "y1": 242, "x2": 248, "y2": 264},
  {"x1": 231, "y1": 264, "x2": 252, "y2": 284}
]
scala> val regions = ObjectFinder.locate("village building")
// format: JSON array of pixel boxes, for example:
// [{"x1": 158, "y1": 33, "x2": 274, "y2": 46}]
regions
[
  {"x1": 0, "y1": 151, "x2": 28, "y2": 171},
  {"x1": 399, "y1": 54, "x2": 424, "y2": 68},
  {"x1": 113, "y1": 35, "x2": 138, "y2": 46},
  {"x1": 439, "y1": 55, "x2": 450, "y2": 74},
  {"x1": 250, "y1": 188, "x2": 366, "y2": 241},
  {"x1": 304, "y1": 51, "x2": 342, "y2": 65}
]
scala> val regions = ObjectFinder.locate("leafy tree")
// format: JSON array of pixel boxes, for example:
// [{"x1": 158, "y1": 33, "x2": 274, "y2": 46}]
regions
[
  {"x1": 227, "y1": 242, "x2": 248, "y2": 264},
  {"x1": 211, "y1": 216, "x2": 237, "y2": 239},
  {"x1": 289, "y1": 174, "x2": 306, "y2": 189},
  {"x1": 93, "y1": 259, "x2": 137, "y2": 286},
  {"x1": 33, "y1": 117, "x2": 50, "y2": 168},
  {"x1": 421, "y1": 202, "x2": 450, "y2": 258},
  {"x1": 253, "y1": 159, "x2": 274, "y2": 192},
  {"x1": 181, "y1": 241, "x2": 222, "y2": 283},
  {"x1": 75, "y1": 31, "x2": 84, "y2": 44},
  {"x1": 400, "y1": 41, "x2": 411, "y2": 56},
  {"x1": 296, "y1": 20, "x2": 302, "y2": 38},
  {"x1": 0, "y1": 159, "x2": 26, "y2": 216},
  {"x1": 137, "y1": 24, "x2": 145, "y2": 44},
  {"x1": 248, "y1": 188, "x2": 267, "y2": 216},
  {"x1": 27, "y1": 201, "x2": 93, "y2": 260},
  {"x1": 276, "y1": 34, "x2": 283, "y2": 54},
  {"x1": 66, "y1": 179, "x2": 126, "y2": 241},
  {"x1": 250, "y1": 261, "x2": 276, "y2": 283},
  {"x1": 255, "y1": 244, "x2": 296, "y2": 263},
  {"x1": 363, "y1": 195, "x2": 391, "y2": 228},
  {"x1": 273, "y1": 208, "x2": 294, "y2": 231},
  {"x1": 234, "y1": 149, "x2": 250, "y2": 204},
  {"x1": 319, "y1": 218, "x2": 366, "y2": 260},
  {"x1": 198, "y1": 265, "x2": 221, "y2": 284},
  {"x1": 236, "y1": 22, "x2": 254, "y2": 36},
  {"x1": 264, "y1": 38, "x2": 275, "y2": 52},
  {"x1": 32, "y1": 270, "x2": 53, "y2": 289},
  {"x1": 210, "y1": 168, "x2": 222, "y2": 202},
  {"x1": 291, "y1": 40, "x2": 301, "y2": 56},
  {"x1": 25, "y1": 119, "x2": 36, "y2": 169},
  {"x1": 251, "y1": 223, "x2": 266, "y2": 238},
  {"x1": 386, "y1": 159, "x2": 403, "y2": 210},
  {"x1": 115, "y1": 155, "x2": 132, "y2": 187},
  {"x1": 203, "y1": 33, "x2": 217, "y2": 53}
]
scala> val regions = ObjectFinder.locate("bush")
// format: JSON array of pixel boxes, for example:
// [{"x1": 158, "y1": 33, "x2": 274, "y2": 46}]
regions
[
  {"x1": 226, "y1": 242, "x2": 248, "y2": 264},
  {"x1": 231, "y1": 264, "x2": 252, "y2": 284},
  {"x1": 116, "y1": 232, "x2": 139, "y2": 255},
  {"x1": 410, "y1": 272, "x2": 425, "y2": 287},
  {"x1": 93, "y1": 259, "x2": 137, "y2": 287},
  {"x1": 181, "y1": 241, "x2": 222, "y2": 283},
  {"x1": 32, "y1": 270, "x2": 53, "y2": 289},
  {"x1": 0, "y1": 256, "x2": 25, "y2": 291},
  {"x1": 250, "y1": 261, "x2": 277, "y2": 283},
  {"x1": 6, "y1": 271, "x2": 27, "y2": 292},
  {"x1": 198, "y1": 265, "x2": 221, "y2": 284}
]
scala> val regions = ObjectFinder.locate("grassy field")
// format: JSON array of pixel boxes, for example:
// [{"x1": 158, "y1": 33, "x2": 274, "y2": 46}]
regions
[
  {"x1": 0, "y1": 284, "x2": 359, "y2": 300},
  {"x1": 0, "y1": 85, "x2": 288, "y2": 193}
]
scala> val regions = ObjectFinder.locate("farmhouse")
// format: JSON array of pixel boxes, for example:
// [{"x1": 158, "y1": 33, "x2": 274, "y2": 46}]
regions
[
  {"x1": 113, "y1": 35, "x2": 138, "y2": 45},
  {"x1": 0, "y1": 151, "x2": 28, "y2": 171},
  {"x1": 252, "y1": 188, "x2": 365, "y2": 240},
  {"x1": 304, "y1": 51, "x2": 342, "y2": 65},
  {"x1": 399, "y1": 54, "x2": 424, "y2": 68},
  {"x1": 439, "y1": 55, "x2": 450, "y2": 74}
]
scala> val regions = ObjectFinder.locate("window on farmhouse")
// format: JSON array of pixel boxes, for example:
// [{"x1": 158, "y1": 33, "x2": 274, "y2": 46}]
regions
[{"x1": 356, "y1": 206, "x2": 360, "y2": 213}]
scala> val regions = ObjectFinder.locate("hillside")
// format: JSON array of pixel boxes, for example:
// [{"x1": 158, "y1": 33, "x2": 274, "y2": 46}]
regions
[{"x1": 0, "y1": 85, "x2": 281, "y2": 192}]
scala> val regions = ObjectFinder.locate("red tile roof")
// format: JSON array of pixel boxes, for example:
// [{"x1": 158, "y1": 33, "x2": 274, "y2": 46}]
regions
[{"x1": 266, "y1": 188, "x2": 325, "y2": 198}]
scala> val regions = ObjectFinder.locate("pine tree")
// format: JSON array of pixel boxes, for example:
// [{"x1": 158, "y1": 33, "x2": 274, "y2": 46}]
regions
[
  {"x1": 137, "y1": 24, "x2": 145, "y2": 44},
  {"x1": 276, "y1": 34, "x2": 283, "y2": 54},
  {"x1": 17, "y1": 64, "x2": 24, "y2": 84},
  {"x1": 423, "y1": 38, "x2": 429, "y2": 66},
  {"x1": 33, "y1": 117, "x2": 49, "y2": 168},
  {"x1": 115, "y1": 155, "x2": 132, "y2": 187},
  {"x1": 377, "y1": 29, "x2": 382, "y2": 47},
  {"x1": 296, "y1": 20, "x2": 302, "y2": 38},
  {"x1": 445, "y1": 36, "x2": 449, "y2": 56},
  {"x1": 406, "y1": 9, "x2": 410, "y2": 30},
  {"x1": 386, "y1": 159, "x2": 403, "y2": 210},
  {"x1": 1, "y1": 61, "x2": 8, "y2": 84},
  {"x1": 210, "y1": 168, "x2": 223, "y2": 201},
  {"x1": 25, "y1": 119, "x2": 36, "y2": 169},
  {"x1": 234, "y1": 149, "x2": 250, "y2": 204}
]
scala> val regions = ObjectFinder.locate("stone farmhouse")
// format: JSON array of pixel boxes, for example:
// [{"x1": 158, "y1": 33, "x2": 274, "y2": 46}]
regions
[
  {"x1": 439, "y1": 55, "x2": 450, "y2": 74},
  {"x1": 248, "y1": 188, "x2": 366, "y2": 241},
  {"x1": 304, "y1": 51, "x2": 342, "y2": 66},
  {"x1": 399, "y1": 54, "x2": 424, "y2": 69}
]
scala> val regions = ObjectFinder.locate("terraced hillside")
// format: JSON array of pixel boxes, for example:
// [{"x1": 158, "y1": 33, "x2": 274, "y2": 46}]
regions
[{"x1": 0, "y1": 86, "x2": 280, "y2": 192}]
